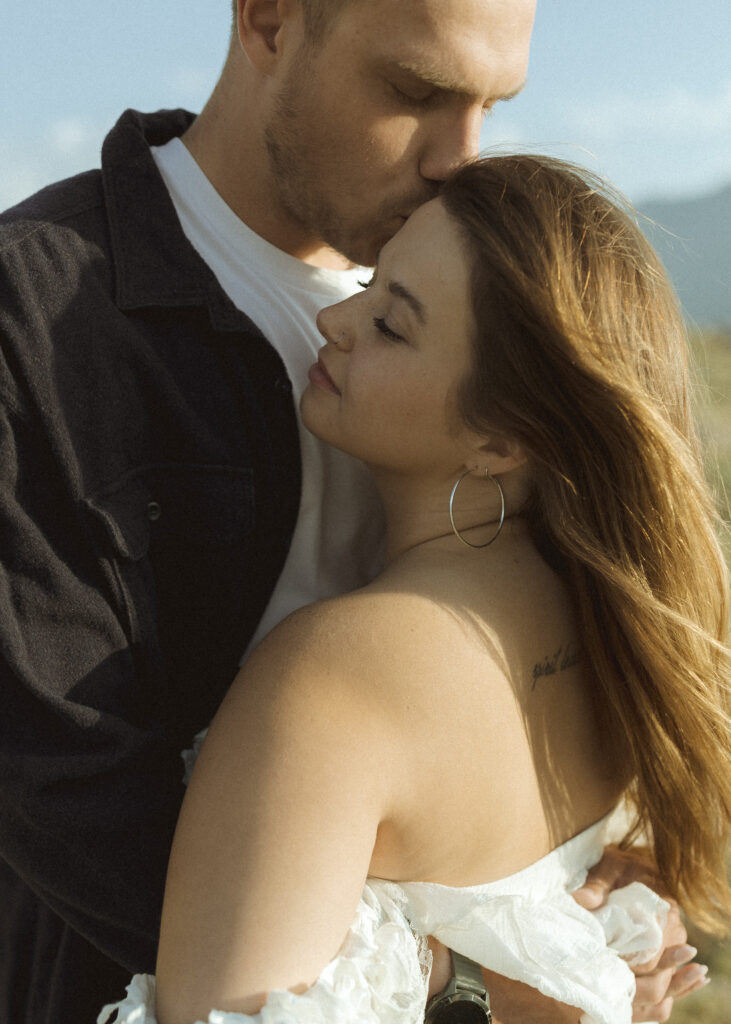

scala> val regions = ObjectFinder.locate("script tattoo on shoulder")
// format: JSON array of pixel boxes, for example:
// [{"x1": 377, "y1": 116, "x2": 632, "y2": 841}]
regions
[{"x1": 531, "y1": 641, "x2": 582, "y2": 690}]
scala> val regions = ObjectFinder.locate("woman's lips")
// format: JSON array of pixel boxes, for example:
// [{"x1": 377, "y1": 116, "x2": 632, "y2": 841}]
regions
[{"x1": 307, "y1": 355, "x2": 341, "y2": 395}]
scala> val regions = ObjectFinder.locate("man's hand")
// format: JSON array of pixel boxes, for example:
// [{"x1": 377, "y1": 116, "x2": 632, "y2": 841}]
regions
[
  {"x1": 427, "y1": 934, "x2": 707, "y2": 1024},
  {"x1": 573, "y1": 846, "x2": 710, "y2": 1022},
  {"x1": 424, "y1": 846, "x2": 710, "y2": 1024},
  {"x1": 426, "y1": 938, "x2": 582, "y2": 1023}
]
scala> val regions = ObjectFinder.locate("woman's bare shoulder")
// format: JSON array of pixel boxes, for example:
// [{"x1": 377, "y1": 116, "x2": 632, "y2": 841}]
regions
[
  {"x1": 245, "y1": 588, "x2": 452, "y2": 686},
  {"x1": 236, "y1": 584, "x2": 500, "y2": 731}
]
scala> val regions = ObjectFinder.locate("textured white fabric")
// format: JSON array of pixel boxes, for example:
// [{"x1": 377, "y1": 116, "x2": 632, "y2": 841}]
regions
[
  {"x1": 97, "y1": 886, "x2": 430, "y2": 1024},
  {"x1": 97, "y1": 807, "x2": 667, "y2": 1024},
  {"x1": 376, "y1": 810, "x2": 667, "y2": 1024}
]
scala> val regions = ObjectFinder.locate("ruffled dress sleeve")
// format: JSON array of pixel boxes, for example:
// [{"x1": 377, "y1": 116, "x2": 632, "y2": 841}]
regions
[
  {"x1": 370, "y1": 807, "x2": 668, "y2": 1024},
  {"x1": 97, "y1": 883, "x2": 431, "y2": 1024},
  {"x1": 377, "y1": 879, "x2": 667, "y2": 1024}
]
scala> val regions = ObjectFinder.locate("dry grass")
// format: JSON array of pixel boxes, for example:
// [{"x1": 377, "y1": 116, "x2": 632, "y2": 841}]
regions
[
  {"x1": 692, "y1": 326, "x2": 731, "y2": 557},
  {"x1": 671, "y1": 326, "x2": 731, "y2": 1024},
  {"x1": 670, "y1": 923, "x2": 731, "y2": 1024}
]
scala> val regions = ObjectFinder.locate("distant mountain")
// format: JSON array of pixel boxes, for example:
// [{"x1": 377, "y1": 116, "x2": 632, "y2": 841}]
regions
[{"x1": 640, "y1": 182, "x2": 731, "y2": 329}]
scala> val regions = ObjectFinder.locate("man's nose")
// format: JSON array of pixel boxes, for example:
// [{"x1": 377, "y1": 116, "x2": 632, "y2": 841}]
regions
[{"x1": 418, "y1": 108, "x2": 484, "y2": 183}]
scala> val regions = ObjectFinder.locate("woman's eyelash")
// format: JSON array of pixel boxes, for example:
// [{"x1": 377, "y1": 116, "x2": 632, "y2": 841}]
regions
[
  {"x1": 373, "y1": 316, "x2": 403, "y2": 342},
  {"x1": 358, "y1": 274, "x2": 404, "y2": 339}
]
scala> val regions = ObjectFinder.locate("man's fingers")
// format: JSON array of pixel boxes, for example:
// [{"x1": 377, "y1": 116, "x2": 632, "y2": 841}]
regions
[
  {"x1": 572, "y1": 847, "x2": 627, "y2": 910},
  {"x1": 667, "y1": 962, "x2": 710, "y2": 999},
  {"x1": 571, "y1": 880, "x2": 608, "y2": 911},
  {"x1": 649, "y1": 941, "x2": 697, "y2": 973},
  {"x1": 660, "y1": 903, "x2": 688, "y2": 949},
  {"x1": 631, "y1": 965, "x2": 710, "y2": 1024},
  {"x1": 634, "y1": 967, "x2": 675, "y2": 1009},
  {"x1": 633, "y1": 995, "x2": 674, "y2": 1023},
  {"x1": 572, "y1": 845, "x2": 655, "y2": 910},
  {"x1": 632, "y1": 952, "x2": 709, "y2": 1021}
]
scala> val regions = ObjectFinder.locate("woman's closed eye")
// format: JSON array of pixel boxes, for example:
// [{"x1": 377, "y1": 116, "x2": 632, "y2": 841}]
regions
[
  {"x1": 373, "y1": 316, "x2": 405, "y2": 342},
  {"x1": 359, "y1": 267, "x2": 408, "y2": 341}
]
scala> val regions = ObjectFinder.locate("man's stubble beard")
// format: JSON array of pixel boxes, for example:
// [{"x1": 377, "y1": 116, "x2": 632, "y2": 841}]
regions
[
  {"x1": 263, "y1": 64, "x2": 437, "y2": 266},
  {"x1": 263, "y1": 85, "x2": 377, "y2": 265}
]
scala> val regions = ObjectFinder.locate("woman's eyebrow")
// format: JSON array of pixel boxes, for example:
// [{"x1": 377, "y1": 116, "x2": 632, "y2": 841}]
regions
[{"x1": 388, "y1": 280, "x2": 427, "y2": 324}]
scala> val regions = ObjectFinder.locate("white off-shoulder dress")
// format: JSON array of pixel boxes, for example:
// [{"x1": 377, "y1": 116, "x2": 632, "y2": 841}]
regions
[{"x1": 98, "y1": 800, "x2": 667, "y2": 1024}]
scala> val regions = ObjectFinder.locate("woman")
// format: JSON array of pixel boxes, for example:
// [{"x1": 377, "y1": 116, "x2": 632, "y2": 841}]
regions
[{"x1": 101, "y1": 156, "x2": 731, "y2": 1024}]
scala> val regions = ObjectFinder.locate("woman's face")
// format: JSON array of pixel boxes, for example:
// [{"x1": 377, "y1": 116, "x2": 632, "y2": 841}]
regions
[{"x1": 301, "y1": 198, "x2": 478, "y2": 478}]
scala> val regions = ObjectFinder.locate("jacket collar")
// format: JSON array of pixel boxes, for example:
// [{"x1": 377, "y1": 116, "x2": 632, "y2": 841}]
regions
[{"x1": 101, "y1": 108, "x2": 250, "y2": 332}]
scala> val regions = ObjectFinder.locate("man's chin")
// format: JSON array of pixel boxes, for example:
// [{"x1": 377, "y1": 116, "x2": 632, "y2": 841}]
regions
[{"x1": 326, "y1": 217, "x2": 408, "y2": 268}]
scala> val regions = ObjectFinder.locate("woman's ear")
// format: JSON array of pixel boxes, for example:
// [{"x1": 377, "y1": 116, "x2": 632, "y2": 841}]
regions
[
  {"x1": 235, "y1": 0, "x2": 302, "y2": 73},
  {"x1": 468, "y1": 432, "x2": 529, "y2": 477}
]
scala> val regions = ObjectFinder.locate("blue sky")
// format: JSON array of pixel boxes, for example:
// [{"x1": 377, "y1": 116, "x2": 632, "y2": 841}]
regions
[{"x1": 2, "y1": 0, "x2": 730, "y2": 212}]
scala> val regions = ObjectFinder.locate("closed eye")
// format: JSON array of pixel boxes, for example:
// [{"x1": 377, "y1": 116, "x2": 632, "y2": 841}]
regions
[
  {"x1": 390, "y1": 82, "x2": 438, "y2": 108},
  {"x1": 373, "y1": 316, "x2": 404, "y2": 342}
]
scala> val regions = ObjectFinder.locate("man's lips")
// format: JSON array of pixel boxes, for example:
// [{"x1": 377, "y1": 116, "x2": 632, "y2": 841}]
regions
[{"x1": 307, "y1": 354, "x2": 341, "y2": 395}]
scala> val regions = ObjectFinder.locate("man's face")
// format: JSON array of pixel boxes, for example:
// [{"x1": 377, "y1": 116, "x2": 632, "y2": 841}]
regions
[{"x1": 265, "y1": 0, "x2": 535, "y2": 266}]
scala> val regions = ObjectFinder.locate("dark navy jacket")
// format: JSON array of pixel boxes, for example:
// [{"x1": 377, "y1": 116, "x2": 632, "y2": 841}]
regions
[{"x1": 0, "y1": 108, "x2": 301, "y2": 1022}]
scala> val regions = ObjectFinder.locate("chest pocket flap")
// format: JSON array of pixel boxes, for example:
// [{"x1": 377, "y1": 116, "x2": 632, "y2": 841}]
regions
[{"x1": 82, "y1": 463, "x2": 255, "y2": 561}]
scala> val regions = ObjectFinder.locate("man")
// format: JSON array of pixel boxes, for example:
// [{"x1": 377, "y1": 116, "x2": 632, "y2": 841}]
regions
[{"x1": 0, "y1": 1, "x2": 704, "y2": 1020}]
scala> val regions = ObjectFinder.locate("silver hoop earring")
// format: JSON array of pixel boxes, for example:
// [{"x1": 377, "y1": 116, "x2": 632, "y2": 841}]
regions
[{"x1": 448, "y1": 470, "x2": 505, "y2": 549}]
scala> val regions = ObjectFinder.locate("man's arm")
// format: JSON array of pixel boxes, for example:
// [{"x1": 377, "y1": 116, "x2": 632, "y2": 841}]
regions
[
  {"x1": 0, "y1": 326, "x2": 265, "y2": 980},
  {"x1": 0, "y1": 373, "x2": 184, "y2": 973}
]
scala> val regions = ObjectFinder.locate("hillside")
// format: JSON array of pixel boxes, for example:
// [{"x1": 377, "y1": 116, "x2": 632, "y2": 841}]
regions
[{"x1": 641, "y1": 183, "x2": 731, "y2": 328}]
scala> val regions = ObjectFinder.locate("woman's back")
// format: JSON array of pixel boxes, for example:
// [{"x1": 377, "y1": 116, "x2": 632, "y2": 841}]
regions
[{"x1": 311, "y1": 523, "x2": 623, "y2": 887}]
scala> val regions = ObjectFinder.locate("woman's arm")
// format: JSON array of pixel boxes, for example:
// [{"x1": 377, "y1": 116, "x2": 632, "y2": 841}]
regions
[{"x1": 154, "y1": 609, "x2": 394, "y2": 1024}]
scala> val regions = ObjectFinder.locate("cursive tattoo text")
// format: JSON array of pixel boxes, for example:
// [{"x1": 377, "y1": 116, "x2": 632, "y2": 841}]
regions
[{"x1": 531, "y1": 641, "x2": 582, "y2": 690}]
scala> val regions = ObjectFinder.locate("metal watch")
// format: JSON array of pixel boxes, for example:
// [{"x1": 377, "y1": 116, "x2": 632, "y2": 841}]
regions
[{"x1": 424, "y1": 947, "x2": 492, "y2": 1023}]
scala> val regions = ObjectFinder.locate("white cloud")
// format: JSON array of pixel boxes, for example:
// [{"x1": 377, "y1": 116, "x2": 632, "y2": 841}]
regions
[
  {"x1": 0, "y1": 118, "x2": 105, "y2": 211},
  {"x1": 565, "y1": 81, "x2": 731, "y2": 144},
  {"x1": 49, "y1": 116, "x2": 97, "y2": 156}
]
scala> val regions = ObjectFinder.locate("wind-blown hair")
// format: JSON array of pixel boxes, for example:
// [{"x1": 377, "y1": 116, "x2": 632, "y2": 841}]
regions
[{"x1": 442, "y1": 155, "x2": 731, "y2": 932}]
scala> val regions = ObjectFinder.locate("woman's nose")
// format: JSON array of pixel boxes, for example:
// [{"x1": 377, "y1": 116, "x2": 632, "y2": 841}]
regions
[{"x1": 316, "y1": 303, "x2": 353, "y2": 350}]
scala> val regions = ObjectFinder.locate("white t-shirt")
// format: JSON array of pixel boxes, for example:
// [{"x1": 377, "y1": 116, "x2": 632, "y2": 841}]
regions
[{"x1": 152, "y1": 139, "x2": 385, "y2": 658}]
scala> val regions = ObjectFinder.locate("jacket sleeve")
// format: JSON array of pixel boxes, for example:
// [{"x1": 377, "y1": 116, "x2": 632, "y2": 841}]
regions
[{"x1": 0, "y1": 356, "x2": 186, "y2": 973}]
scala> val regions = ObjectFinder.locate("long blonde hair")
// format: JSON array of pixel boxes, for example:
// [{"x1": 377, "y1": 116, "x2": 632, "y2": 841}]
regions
[{"x1": 442, "y1": 155, "x2": 731, "y2": 932}]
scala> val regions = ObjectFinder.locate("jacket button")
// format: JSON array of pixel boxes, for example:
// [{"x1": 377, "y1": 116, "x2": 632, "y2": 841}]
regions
[{"x1": 147, "y1": 501, "x2": 162, "y2": 522}]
